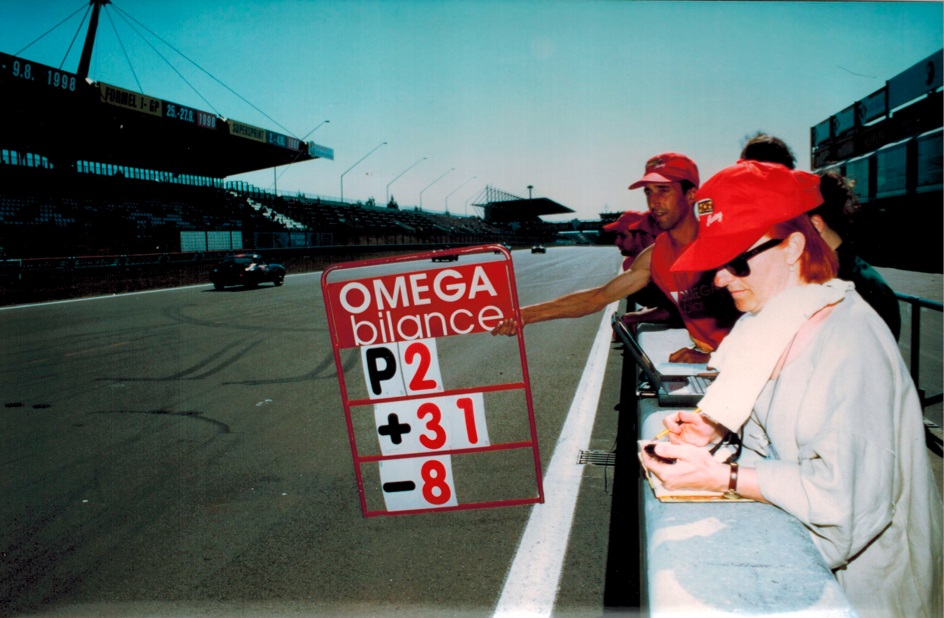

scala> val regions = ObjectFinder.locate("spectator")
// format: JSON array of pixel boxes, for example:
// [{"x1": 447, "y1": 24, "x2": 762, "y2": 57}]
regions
[
  {"x1": 739, "y1": 132, "x2": 797, "y2": 169},
  {"x1": 603, "y1": 210, "x2": 659, "y2": 271},
  {"x1": 740, "y1": 133, "x2": 901, "y2": 338},
  {"x1": 814, "y1": 169, "x2": 901, "y2": 339},
  {"x1": 493, "y1": 152, "x2": 740, "y2": 364},
  {"x1": 643, "y1": 160, "x2": 941, "y2": 618},
  {"x1": 603, "y1": 210, "x2": 682, "y2": 327}
]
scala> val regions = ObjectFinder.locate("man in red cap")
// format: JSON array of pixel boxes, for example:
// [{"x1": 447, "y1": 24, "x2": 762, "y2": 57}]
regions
[
  {"x1": 603, "y1": 209, "x2": 682, "y2": 327},
  {"x1": 603, "y1": 210, "x2": 660, "y2": 272},
  {"x1": 493, "y1": 152, "x2": 739, "y2": 364}
]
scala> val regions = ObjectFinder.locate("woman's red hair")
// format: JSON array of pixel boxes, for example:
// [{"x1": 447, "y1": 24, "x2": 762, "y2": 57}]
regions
[{"x1": 769, "y1": 215, "x2": 838, "y2": 284}]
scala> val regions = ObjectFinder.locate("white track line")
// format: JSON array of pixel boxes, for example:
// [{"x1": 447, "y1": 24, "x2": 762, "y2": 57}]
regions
[
  {"x1": 0, "y1": 273, "x2": 311, "y2": 311},
  {"x1": 494, "y1": 301, "x2": 618, "y2": 617}
]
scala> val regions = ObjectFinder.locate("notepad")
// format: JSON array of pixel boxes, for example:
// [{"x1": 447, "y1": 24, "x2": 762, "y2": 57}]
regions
[{"x1": 637, "y1": 440, "x2": 754, "y2": 503}]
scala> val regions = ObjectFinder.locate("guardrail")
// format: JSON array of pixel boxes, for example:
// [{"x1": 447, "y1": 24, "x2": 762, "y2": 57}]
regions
[
  {"x1": 898, "y1": 292, "x2": 944, "y2": 406},
  {"x1": 897, "y1": 292, "x2": 944, "y2": 456}
]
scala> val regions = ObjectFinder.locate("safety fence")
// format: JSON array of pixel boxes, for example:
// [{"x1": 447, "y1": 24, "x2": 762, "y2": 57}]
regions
[{"x1": 897, "y1": 292, "x2": 944, "y2": 455}]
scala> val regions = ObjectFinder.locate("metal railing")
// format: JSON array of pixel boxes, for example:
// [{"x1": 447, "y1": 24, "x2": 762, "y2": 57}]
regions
[{"x1": 897, "y1": 292, "x2": 944, "y2": 456}]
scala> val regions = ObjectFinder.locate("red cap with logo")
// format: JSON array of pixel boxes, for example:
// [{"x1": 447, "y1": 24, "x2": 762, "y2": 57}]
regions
[
  {"x1": 628, "y1": 152, "x2": 700, "y2": 190},
  {"x1": 602, "y1": 210, "x2": 660, "y2": 236},
  {"x1": 671, "y1": 160, "x2": 823, "y2": 273}
]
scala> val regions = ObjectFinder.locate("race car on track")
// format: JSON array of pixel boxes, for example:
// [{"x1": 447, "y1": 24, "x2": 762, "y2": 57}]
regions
[
  {"x1": 431, "y1": 245, "x2": 459, "y2": 262},
  {"x1": 531, "y1": 244, "x2": 546, "y2": 254},
  {"x1": 210, "y1": 253, "x2": 286, "y2": 290}
]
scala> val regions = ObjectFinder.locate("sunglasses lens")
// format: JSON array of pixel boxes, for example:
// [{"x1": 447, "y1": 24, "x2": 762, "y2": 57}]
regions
[{"x1": 724, "y1": 258, "x2": 750, "y2": 278}]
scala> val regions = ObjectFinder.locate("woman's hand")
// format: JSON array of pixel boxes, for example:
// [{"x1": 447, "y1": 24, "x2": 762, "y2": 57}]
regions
[
  {"x1": 662, "y1": 410, "x2": 726, "y2": 447},
  {"x1": 640, "y1": 442, "x2": 728, "y2": 492}
]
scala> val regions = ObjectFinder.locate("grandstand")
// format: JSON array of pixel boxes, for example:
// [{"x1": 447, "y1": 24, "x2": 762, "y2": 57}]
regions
[
  {"x1": 810, "y1": 49, "x2": 943, "y2": 273},
  {"x1": 0, "y1": 2, "x2": 585, "y2": 265}
]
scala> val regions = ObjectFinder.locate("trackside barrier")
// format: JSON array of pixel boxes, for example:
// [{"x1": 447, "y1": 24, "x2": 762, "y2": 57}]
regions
[
  {"x1": 897, "y1": 292, "x2": 944, "y2": 407},
  {"x1": 0, "y1": 259, "x2": 21, "y2": 279},
  {"x1": 897, "y1": 292, "x2": 944, "y2": 456}
]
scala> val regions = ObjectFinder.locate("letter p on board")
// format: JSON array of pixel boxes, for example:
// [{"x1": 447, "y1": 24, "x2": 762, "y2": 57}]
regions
[{"x1": 361, "y1": 339, "x2": 443, "y2": 399}]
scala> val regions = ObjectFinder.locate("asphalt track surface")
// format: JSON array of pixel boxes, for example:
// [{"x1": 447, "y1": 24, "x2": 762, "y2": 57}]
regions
[{"x1": 1, "y1": 246, "x2": 631, "y2": 618}]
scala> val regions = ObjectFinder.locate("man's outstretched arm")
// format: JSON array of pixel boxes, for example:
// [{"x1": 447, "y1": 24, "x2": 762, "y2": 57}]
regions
[{"x1": 492, "y1": 247, "x2": 653, "y2": 336}]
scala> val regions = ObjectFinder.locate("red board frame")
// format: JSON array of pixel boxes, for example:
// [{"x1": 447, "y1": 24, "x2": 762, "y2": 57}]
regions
[{"x1": 321, "y1": 244, "x2": 544, "y2": 517}]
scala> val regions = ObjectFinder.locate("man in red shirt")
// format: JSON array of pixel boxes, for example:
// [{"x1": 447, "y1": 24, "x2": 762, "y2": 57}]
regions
[
  {"x1": 493, "y1": 152, "x2": 739, "y2": 364},
  {"x1": 603, "y1": 209, "x2": 683, "y2": 328}
]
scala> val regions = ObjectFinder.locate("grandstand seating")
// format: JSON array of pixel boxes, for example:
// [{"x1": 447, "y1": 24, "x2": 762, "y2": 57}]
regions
[{"x1": 0, "y1": 158, "x2": 536, "y2": 259}]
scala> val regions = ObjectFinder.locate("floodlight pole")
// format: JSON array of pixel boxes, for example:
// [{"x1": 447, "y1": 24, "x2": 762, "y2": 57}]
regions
[
  {"x1": 419, "y1": 168, "x2": 454, "y2": 210},
  {"x1": 387, "y1": 157, "x2": 427, "y2": 205},
  {"x1": 301, "y1": 119, "x2": 330, "y2": 141},
  {"x1": 444, "y1": 176, "x2": 477, "y2": 214},
  {"x1": 341, "y1": 141, "x2": 386, "y2": 203}
]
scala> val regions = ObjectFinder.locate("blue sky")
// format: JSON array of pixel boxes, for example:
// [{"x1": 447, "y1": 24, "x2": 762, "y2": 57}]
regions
[{"x1": 2, "y1": 1, "x2": 941, "y2": 220}]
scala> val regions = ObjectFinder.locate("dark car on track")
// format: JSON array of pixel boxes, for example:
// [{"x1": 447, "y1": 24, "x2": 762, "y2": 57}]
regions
[
  {"x1": 531, "y1": 244, "x2": 546, "y2": 253},
  {"x1": 210, "y1": 253, "x2": 286, "y2": 290}
]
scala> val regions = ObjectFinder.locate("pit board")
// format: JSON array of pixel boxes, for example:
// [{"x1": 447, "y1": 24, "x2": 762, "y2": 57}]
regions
[{"x1": 321, "y1": 244, "x2": 544, "y2": 517}]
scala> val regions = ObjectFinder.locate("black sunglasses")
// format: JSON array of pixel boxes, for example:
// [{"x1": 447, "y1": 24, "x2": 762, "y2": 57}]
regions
[{"x1": 721, "y1": 238, "x2": 785, "y2": 277}]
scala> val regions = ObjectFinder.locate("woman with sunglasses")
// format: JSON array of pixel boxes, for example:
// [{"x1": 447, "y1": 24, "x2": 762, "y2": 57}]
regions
[{"x1": 641, "y1": 160, "x2": 941, "y2": 618}]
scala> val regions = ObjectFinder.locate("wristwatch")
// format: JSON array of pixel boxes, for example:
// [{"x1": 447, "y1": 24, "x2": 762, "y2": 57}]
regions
[{"x1": 722, "y1": 462, "x2": 740, "y2": 499}]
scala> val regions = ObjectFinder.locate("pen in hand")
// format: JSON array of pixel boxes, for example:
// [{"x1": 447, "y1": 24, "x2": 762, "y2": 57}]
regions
[{"x1": 653, "y1": 408, "x2": 702, "y2": 440}]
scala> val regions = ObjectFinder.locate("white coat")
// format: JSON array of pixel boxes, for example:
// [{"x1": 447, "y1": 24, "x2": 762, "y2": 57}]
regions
[{"x1": 741, "y1": 290, "x2": 942, "y2": 618}]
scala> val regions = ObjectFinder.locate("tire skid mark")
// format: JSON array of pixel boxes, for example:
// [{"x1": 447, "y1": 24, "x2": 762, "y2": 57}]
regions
[
  {"x1": 225, "y1": 348, "x2": 356, "y2": 385},
  {"x1": 96, "y1": 338, "x2": 263, "y2": 382},
  {"x1": 95, "y1": 409, "x2": 231, "y2": 433},
  {"x1": 162, "y1": 303, "x2": 319, "y2": 333}
]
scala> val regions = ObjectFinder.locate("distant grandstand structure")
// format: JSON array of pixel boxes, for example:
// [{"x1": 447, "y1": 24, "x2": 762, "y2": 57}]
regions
[
  {"x1": 810, "y1": 49, "x2": 942, "y2": 273},
  {"x1": 0, "y1": 0, "x2": 341, "y2": 258},
  {"x1": 469, "y1": 185, "x2": 578, "y2": 244},
  {"x1": 0, "y1": 2, "x2": 598, "y2": 263}
]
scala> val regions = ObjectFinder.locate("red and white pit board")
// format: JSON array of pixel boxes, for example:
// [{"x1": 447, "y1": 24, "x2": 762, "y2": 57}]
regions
[{"x1": 322, "y1": 244, "x2": 544, "y2": 517}]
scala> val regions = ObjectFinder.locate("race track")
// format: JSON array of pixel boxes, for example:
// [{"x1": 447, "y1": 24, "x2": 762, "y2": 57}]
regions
[{"x1": 0, "y1": 246, "x2": 630, "y2": 617}]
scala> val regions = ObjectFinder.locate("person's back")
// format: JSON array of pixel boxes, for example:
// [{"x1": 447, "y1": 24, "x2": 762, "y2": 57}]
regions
[{"x1": 816, "y1": 170, "x2": 901, "y2": 339}]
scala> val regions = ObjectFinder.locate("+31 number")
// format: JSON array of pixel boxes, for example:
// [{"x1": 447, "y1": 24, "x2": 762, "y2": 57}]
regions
[{"x1": 417, "y1": 397, "x2": 479, "y2": 449}]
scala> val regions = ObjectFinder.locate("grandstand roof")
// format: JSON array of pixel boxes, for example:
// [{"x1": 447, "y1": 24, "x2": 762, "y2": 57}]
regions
[
  {"x1": 479, "y1": 197, "x2": 574, "y2": 223},
  {"x1": 0, "y1": 49, "x2": 332, "y2": 178}
]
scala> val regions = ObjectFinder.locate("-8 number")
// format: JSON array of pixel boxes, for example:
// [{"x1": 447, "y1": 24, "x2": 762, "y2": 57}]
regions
[{"x1": 420, "y1": 459, "x2": 452, "y2": 505}]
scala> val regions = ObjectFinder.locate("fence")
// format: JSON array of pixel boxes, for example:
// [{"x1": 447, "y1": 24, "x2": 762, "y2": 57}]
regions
[{"x1": 897, "y1": 292, "x2": 944, "y2": 455}]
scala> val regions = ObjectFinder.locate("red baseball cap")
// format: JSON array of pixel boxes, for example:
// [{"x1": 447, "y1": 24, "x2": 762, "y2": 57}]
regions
[
  {"x1": 671, "y1": 160, "x2": 823, "y2": 273},
  {"x1": 628, "y1": 152, "x2": 700, "y2": 190},
  {"x1": 602, "y1": 210, "x2": 660, "y2": 236}
]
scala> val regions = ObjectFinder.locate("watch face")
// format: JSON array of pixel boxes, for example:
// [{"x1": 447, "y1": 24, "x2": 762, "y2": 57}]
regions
[{"x1": 722, "y1": 490, "x2": 740, "y2": 500}]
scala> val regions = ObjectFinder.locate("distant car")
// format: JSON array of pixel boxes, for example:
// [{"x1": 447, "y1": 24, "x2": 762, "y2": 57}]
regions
[
  {"x1": 531, "y1": 244, "x2": 546, "y2": 254},
  {"x1": 210, "y1": 253, "x2": 285, "y2": 290},
  {"x1": 431, "y1": 246, "x2": 459, "y2": 262}
]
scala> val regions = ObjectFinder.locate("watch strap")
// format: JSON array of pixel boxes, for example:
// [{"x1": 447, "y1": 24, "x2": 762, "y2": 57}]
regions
[{"x1": 723, "y1": 462, "x2": 740, "y2": 499}]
